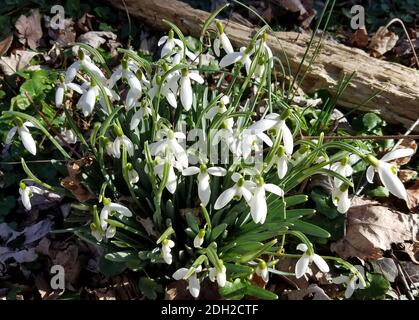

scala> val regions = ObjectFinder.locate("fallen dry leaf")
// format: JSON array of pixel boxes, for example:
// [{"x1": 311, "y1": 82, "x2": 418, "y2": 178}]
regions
[
  {"x1": 77, "y1": 31, "x2": 117, "y2": 49},
  {"x1": 407, "y1": 181, "x2": 419, "y2": 213},
  {"x1": 0, "y1": 34, "x2": 13, "y2": 56},
  {"x1": 47, "y1": 17, "x2": 76, "y2": 46},
  {"x1": 277, "y1": 0, "x2": 307, "y2": 15},
  {"x1": 350, "y1": 27, "x2": 369, "y2": 48},
  {"x1": 286, "y1": 284, "x2": 331, "y2": 300},
  {"x1": 392, "y1": 139, "x2": 417, "y2": 167},
  {"x1": 331, "y1": 197, "x2": 419, "y2": 260},
  {"x1": 368, "y1": 26, "x2": 399, "y2": 57},
  {"x1": 399, "y1": 170, "x2": 418, "y2": 183},
  {"x1": 15, "y1": 9, "x2": 43, "y2": 50},
  {"x1": 0, "y1": 50, "x2": 39, "y2": 76},
  {"x1": 61, "y1": 157, "x2": 95, "y2": 202}
]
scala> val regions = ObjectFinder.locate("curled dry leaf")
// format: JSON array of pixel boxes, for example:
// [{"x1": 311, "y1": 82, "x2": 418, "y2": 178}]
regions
[
  {"x1": 15, "y1": 9, "x2": 43, "y2": 50},
  {"x1": 392, "y1": 139, "x2": 417, "y2": 167},
  {"x1": 331, "y1": 197, "x2": 419, "y2": 260},
  {"x1": 368, "y1": 26, "x2": 399, "y2": 57},
  {"x1": 0, "y1": 34, "x2": 13, "y2": 56},
  {"x1": 286, "y1": 284, "x2": 331, "y2": 300},
  {"x1": 77, "y1": 31, "x2": 117, "y2": 49},
  {"x1": 399, "y1": 169, "x2": 418, "y2": 183},
  {"x1": 277, "y1": 0, "x2": 307, "y2": 15},
  {"x1": 350, "y1": 27, "x2": 369, "y2": 48},
  {"x1": 406, "y1": 180, "x2": 419, "y2": 213},
  {"x1": 0, "y1": 50, "x2": 39, "y2": 76}
]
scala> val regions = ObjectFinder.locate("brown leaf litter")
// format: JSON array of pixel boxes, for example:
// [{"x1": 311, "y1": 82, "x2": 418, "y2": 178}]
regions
[{"x1": 15, "y1": 9, "x2": 43, "y2": 50}]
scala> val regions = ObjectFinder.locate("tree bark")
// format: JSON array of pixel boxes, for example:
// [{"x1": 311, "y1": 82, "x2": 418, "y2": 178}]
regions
[{"x1": 108, "y1": 0, "x2": 419, "y2": 132}]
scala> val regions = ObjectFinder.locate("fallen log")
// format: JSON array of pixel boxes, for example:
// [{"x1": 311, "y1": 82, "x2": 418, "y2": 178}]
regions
[{"x1": 108, "y1": 0, "x2": 419, "y2": 132}]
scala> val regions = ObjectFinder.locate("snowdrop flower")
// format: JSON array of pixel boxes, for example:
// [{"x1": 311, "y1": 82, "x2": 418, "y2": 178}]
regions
[
  {"x1": 219, "y1": 43, "x2": 254, "y2": 75},
  {"x1": 237, "y1": 128, "x2": 273, "y2": 159},
  {"x1": 99, "y1": 197, "x2": 133, "y2": 238},
  {"x1": 193, "y1": 229, "x2": 205, "y2": 248},
  {"x1": 130, "y1": 101, "x2": 152, "y2": 130},
  {"x1": 161, "y1": 238, "x2": 175, "y2": 264},
  {"x1": 366, "y1": 148, "x2": 415, "y2": 201},
  {"x1": 295, "y1": 243, "x2": 329, "y2": 279},
  {"x1": 102, "y1": 137, "x2": 116, "y2": 157},
  {"x1": 147, "y1": 155, "x2": 179, "y2": 194},
  {"x1": 182, "y1": 163, "x2": 227, "y2": 206},
  {"x1": 291, "y1": 145, "x2": 310, "y2": 166},
  {"x1": 55, "y1": 75, "x2": 83, "y2": 108},
  {"x1": 331, "y1": 157, "x2": 353, "y2": 188},
  {"x1": 65, "y1": 49, "x2": 106, "y2": 84},
  {"x1": 127, "y1": 163, "x2": 139, "y2": 184},
  {"x1": 249, "y1": 110, "x2": 293, "y2": 155},
  {"x1": 18, "y1": 182, "x2": 43, "y2": 211},
  {"x1": 109, "y1": 60, "x2": 145, "y2": 110},
  {"x1": 172, "y1": 265, "x2": 202, "y2": 298},
  {"x1": 91, "y1": 206, "x2": 116, "y2": 242},
  {"x1": 255, "y1": 260, "x2": 269, "y2": 282},
  {"x1": 57, "y1": 128, "x2": 77, "y2": 145},
  {"x1": 6, "y1": 120, "x2": 37, "y2": 155},
  {"x1": 167, "y1": 69, "x2": 204, "y2": 111},
  {"x1": 255, "y1": 33, "x2": 273, "y2": 68},
  {"x1": 209, "y1": 261, "x2": 227, "y2": 287},
  {"x1": 148, "y1": 71, "x2": 179, "y2": 109},
  {"x1": 265, "y1": 146, "x2": 289, "y2": 179},
  {"x1": 76, "y1": 80, "x2": 116, "y2": 117},
  {"x1": 149, "y1": 129, "x2": 188, "y2": 169},
  {"x1": 205, "y1": 95, "x2": 230, "y2": 121},
  {"x1": 213, "y1": 20, "x2": 233, "y2": 57},
  {"x1": 158, "y1": 29, "x2": 184, "y2": 58},
  {"x1": 333, "y1": 265, "x2": 366, "y2": 298},
  {"x1": 112, "y1": 126, "x2": 134, "y2": 159},
  {"x1": 250, "y1": 176, "x2": 284, "y2": 224},
  {"x1": 214, "y1": 173, "x2": 255, "y2": 210},
  {"x1": 332, "y1": 184, "x2": 351, "y2": 214},
  {"x1": 212, "y1": 127, "x2": 240, "y2": 156}
]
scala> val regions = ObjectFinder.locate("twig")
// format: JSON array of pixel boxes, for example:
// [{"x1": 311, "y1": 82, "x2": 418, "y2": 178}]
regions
[{"x1": 301, "y1": 134, "x2": 419, "y2": 141}]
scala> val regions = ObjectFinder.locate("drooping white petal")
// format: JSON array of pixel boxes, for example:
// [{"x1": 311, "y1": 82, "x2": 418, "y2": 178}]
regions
[
  {"x1": 83, "y1": 60, "x2": 106, "y2": 83},
  {"x1": 5, "y1": 127, "x2": 17, "y2": 145},
  {"x1": 158, "y1": 36, "x2": 168, "y2": 46},
  {"x1": 248, "y1": 119, "x2": 277, "y2": 132},
  {"x1": 100, "y1": 207, "x2": 109, "y2": 230},
  {"x1": 378, "y1": 162, "x2": 407, "y2": 200},
  {"x1": 112, "y1": 138, "x2": 121, "y2": 159},
  {"x1": 172, "y1": 268, "x2": 188, "y2": 280},
  {"x1": 213, "y1": 38, "x2": 221, "y2": 57},
  {"x1": 207, "y1": 167, "x2": 227, "y2": 176},
  {"x1": 345, "y1": 278, "x2": 357, "y2": 298},
  {"x1": 18, "y1": 127, "x2": 37, "y2": 155},
  {"x1": 128, "y1": 169, "x2": 139, "y2": 184},
  {"x1": 214, "y1": 187, "x2": 236, "y2": 210},
  {"x1": 180, "y1": 76, "x2": 193, "y2": 111},
  {"x1": 198, "y1": 172, "x2": 211, "y2": 206},
  {"x1": 19, "y1": 189, "x2": 31, "y2": 211},
  {"x1": 108, "y1": 67, "x2": 122, "y2": 88},
  {"x1": 264, "y1": 183, "x2": 284, "y2": 197},
  {"x1": 250, "y1": 187, "x2": 267, "y2": 224},
  {"x1": 106, "y1": 226, "x2": 117, "y2": 239},
  {"x1": 66, "y1": 82, "x2": 83, "y2": 94},
  {"x1": 281, "y1": 123, "x2": 294, "y2": 155},
  {"x1": 380, "y1": 148, "x2": 415, "y2": 162},
  {"x1": 126, "y1": 88, "x2": 141, "y2": 110},
  {"x1": 166, "y1": 166, "x2": 177, "y2": 194},
  {"x1": 217, "y1": 266, "x2": 227, "y2": 287},
  {"x1": 219, "y1": 52, "x2": 243, "y2": 68},
  {"x1": 188, "y1": 72, "x2": 204, "y2": 84},
  {"x1": 182, "y1": 166, "x2": 200, "y2": 176},
  {"x1": 332, "y1": 275, "x2": 349, "y2": 285},
  {"x1": 220, "y1": 33, "x2": 234, "y2": 54},
  {"x1": 122, "y1": 136, "x2": 134, "y2": 156},
  {"x1": 193, "y1": 235, "x2": 204, "y2": 248},
  {"x1": 65, "y1": 61, "x2": 81, "y2": 83},
  {"x1": 312, "y1": 254, "x2": 330, "y2": 273},
  {"x1": 108, "y1": 202, "x2": 133, "y2": 217},
  {"x1": 295, "y1": 254, "x2": 310, "y2": 279},
  {"x1": 78, "y1": 86, "x2": 97, "y2": 117},
  {"x1": 55, "y1": 86, "x2": 64, "y2": 107},
  {"x1": 337, "y1": 189, "x2": 351, "y2": 213},
  {"x1": 188, "y1": 275, "x2": 201, "y2": 298},
  {"x1": 366, "y1": 165, "x2": 375, "y2": 183},
  {"x1": 277, "y1": 156, "x2": 288, "y2": 179},
  {"x1": 297, "y1": 243, "x2": 308, "y2": 252},
  {"x1": 130, "y1": 110, "x2": 142, "y2": 130}
]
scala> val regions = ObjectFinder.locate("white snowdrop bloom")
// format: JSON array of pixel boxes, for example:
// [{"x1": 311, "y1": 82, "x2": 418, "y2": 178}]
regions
[
  {"x1": 149, "y1": 129, "x2": 188, "y2": 169},
  {"x1": 212, "y1": 127, "x2": 241, "y2": 156},
  {"x1": 219, "y1": 44, "x2": 254, "y2": 75},
  {"x1": 249, "y1": 177, "x2": 284, "y2": 224},
  {"x1": 172, "y1": 265, "x2": 202, "y2": 298},
  {"x1": 205, "y1": 95, "x2": 230, "y2": 121},
  {"x1": 332, "y1": 184, "x2": 351, "y2": 214},
  {"x1": 193, "y1": 229, "x2": 205, "y2": 248},
  {"x1": 331, "y1": 157, "x2": 353, "y2": 188},
  {"x1": 76, "y1": 80, "x2": 116, "y2": 117},
  {"x1": 333, "y1": 265, "x2": 366, "y2": 298},
  {"x1": 265, "y1": 146, "x2": 289, "y2": 179},
  {"x1": 295, "y1": 243, "x2": 330, "y2": 279},
  {"x1": 255, "y1": 34, "x2": 273, "y2": 68},
  {"x1": 167, "y1": 69, "x2": 204, "y2": 111},
  {"x1": 6, "y1": 120, "x2": 37, "y2": 155},
  {"x1": 65, "y1": 50, "x2": 106, "y2": 84},
  {"x1": 148, "y1": 73, "x2": 179, "y2": 109},
  {"x1": 91, "y1": 223, "x2": 116, "y2": 242},
  {"x1": 209, "y1": 262, "x2": 227, "y2": 287},
  {"x1": 150, "y1": 156, "x2": 179, "y2": 194},
  {"x1": 291, "y1": 145, "x2": 310, "y2": 166},
  {"x1": 237, "y1": 128, "x2": 273, "y2": 159},
  {"x1": 57, "y1": 128, "x2": 77, "y2": 145},
  {"x1": 130, "y1": 102, "x2": 152, "y2": 130},
  {"x1": 255, "y1": 260, "x2": 269, "y2": 282},
  {"x1": 18, "y1": 182, "x2": 44, "y2": 211},
  {"x1": 55, "y1": 76, "x2": 83, "y2": 108},
  {"x1": 366, "y1": 148, "x2": 415, "y2": 201},
  {"x1": 214, "y1": 173, "x2": 255, "y2": 210},
  {"x1": 99, "y1": 197, "x2": 133, "y2": 236},
  {"x1": 182, "y1": 163, "x2": 227, "y2": 206},
  {"x1": 249, "y1": 110, "x2": 294, "y2": 155},
  {"x1": 102, "y1": 137, "x2": 116, "y2": 157},
  {"x1": 112, "y1": 126, "x2": 134, "y2": 159},
  {"x1": 213, "y1": 20, "x2": 234, "y2": 57},
  {"x1": 127, "y1": 163, "x2": 139, "y2": 184},
  {"x1": 161, "y1": 238, "x2": 175, "y2": 265},
  {"x1": 158, "y1": 29, "x2": 184, "y2": 58}
]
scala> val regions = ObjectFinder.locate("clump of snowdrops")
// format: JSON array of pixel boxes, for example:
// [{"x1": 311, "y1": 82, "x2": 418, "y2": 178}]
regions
[{"x1": 3, "y1": 10, "x2": 414, "y2": 299}]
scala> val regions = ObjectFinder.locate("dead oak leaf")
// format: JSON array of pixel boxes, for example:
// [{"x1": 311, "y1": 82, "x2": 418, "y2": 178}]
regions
[
  {"x1": 368, "y1": 26, "x2": 399, "y2": 57},
  {"x1": 0, "y1": 50, "x2": 39, "y2": 76},
  {"x1": 0, "y1": 34, "x2": 13, "y2": 56},
  {"x1": 407, "y1": 180, "x2": 419, "y2": 213},
  {"x1": 331, "y1": 197, "x2": 419, "y2": 260},
  {"x1": 15, "y1": 9, "x2": 43, "y2": 50},
  {"x1": 77, "y1": 31, "x2": 117, "y2": 49},
  {"x1": 350, "y1": 27, "x2": 369, "y2": 48},
  {"x1": 277, "y1": 0, "x2": 307, "y2": 15}
]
